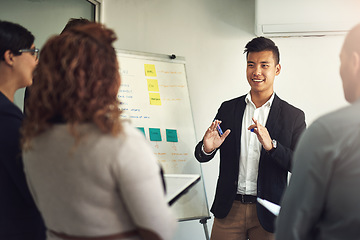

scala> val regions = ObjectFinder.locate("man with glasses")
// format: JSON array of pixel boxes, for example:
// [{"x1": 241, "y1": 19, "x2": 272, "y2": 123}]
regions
[{"x1": 0, "y1": 20, "x2": 45, "y2": 240}]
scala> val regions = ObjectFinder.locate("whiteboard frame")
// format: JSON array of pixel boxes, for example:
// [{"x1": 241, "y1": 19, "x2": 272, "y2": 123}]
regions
[{"x1": 116, "y1": 49, "x2": 186, "y2": 64}]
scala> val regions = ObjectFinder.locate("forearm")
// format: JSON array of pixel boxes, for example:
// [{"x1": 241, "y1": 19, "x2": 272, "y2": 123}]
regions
[{"x1": 268, "y1": 142, "x2": 293, "y2": 172}]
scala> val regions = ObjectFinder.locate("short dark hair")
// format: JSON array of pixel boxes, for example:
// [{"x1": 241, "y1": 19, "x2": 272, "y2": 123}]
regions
[
  {"x1": 0, "y1": 21, "x2": 35, "y2": 61},
  {"x1": 244, "y1": 36, "x2": 280, "y2": 64},
  {"x1": 60, "y1": 18, "x2": 92, "y2": 34}
]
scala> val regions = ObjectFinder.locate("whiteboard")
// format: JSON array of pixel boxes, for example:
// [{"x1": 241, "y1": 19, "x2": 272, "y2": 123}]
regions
[{"x1": 116, "y1": 50, "x2": 210, "y2": 221}]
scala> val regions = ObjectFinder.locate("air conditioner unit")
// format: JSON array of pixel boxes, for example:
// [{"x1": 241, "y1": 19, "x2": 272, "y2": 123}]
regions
[{"x1": 255, "y1": 0, "x2": 360, "y2": 37}]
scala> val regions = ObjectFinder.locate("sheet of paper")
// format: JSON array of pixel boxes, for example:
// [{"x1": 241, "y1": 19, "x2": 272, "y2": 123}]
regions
[
  {"x1": 257, "y1": 198, "x2": 281, "y2": 216},
  {"x1": 164, "y1": 174, "x2": 200, "y2": 205}
]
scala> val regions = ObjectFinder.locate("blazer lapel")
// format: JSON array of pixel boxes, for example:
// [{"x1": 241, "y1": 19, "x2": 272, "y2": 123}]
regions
[
  {"x1": 235, "y1": 96, "x2": 246, "y2": 159},
  {"x1": 265, "y1": 94, "x2": 281, "y2": 139}
]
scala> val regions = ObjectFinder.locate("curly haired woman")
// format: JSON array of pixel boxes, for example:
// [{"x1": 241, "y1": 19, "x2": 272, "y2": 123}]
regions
[{"x1": 21, "y1": 23, "x2": 176, "y2": 240}]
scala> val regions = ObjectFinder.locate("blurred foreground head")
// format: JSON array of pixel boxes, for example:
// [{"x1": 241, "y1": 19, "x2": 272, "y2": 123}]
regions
[
  {"x1": 340, "y1": 23, "x2": 360, "y2": 103},
  {"x1": 61, "y1": 18, "x2": 92, "y2": 34},
  {"x1": 23, "y1": 23, "x2": 122, "y2": 148}
]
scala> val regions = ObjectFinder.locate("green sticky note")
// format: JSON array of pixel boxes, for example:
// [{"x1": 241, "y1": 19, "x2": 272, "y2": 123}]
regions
[
  {"x1": 137, "y1": 127, "x2": 145, "y2": 136},
  {"x1": 149, "y1": 128, "x2": 162, "y2": 141},
  {"x1": 166, "y1": 129, "x2": 178, "y2": 142}
]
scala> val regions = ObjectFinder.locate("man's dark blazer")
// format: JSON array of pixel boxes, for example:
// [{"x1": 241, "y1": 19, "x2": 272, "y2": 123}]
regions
[
  {"x1": 195, "y1": 94, "x2": 306, "y2": 233},
  {"x1": 0, "y1": 92, "x2": 45, "y2": 239}
]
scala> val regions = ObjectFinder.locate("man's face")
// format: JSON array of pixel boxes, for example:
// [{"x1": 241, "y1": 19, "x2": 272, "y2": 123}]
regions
[{"x1": 246, "y1": 50, "x2": 280, "y2": 96}]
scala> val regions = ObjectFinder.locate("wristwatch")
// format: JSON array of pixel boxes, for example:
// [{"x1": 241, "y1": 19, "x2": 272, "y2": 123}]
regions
[
  {"x1": 272, "y1": 139, "x2": 277, "y2": 149},
  {"x1": 267, "y1": 139, "x2": 277, "y2": 154}
]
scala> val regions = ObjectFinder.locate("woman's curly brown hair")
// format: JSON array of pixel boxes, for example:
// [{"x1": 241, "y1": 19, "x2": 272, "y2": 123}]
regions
[{"x1": 22, "y1": 23, "x2": 122, "y2": 149}]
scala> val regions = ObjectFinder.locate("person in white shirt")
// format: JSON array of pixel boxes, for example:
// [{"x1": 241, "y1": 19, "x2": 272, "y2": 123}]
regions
[{"x1": 194, "y1": 36, "x2": 306, "y2": 240}]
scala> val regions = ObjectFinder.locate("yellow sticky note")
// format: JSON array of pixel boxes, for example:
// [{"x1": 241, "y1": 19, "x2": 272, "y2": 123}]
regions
[
  {"x1": 149, "y1": 93, "x2": 161, "y2": 105},
  {"x1": 147, "y1": 79, "x2": 159, "y2": 92},
  {"x1": 144, "y1": 64, "x2": 157, "y2": 77}
]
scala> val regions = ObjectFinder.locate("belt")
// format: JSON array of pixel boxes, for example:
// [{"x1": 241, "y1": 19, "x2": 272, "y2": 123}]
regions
[
  {"x1": 49, "y1": 229, "x2": 138, "y2": 240},
  {"x1": 235, "y1": 194, "x2": 257, "y2": 204}
]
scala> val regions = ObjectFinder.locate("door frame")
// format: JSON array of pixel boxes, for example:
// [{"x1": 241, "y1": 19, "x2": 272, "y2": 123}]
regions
[{"x1": 87, "y1": 0, "x2": 102, "y2": 22}]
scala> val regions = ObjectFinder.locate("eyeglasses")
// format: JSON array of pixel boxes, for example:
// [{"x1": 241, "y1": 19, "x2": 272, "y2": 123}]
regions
[{"x1": 18, "y1": 48, "x2": 39, "y2": 60}]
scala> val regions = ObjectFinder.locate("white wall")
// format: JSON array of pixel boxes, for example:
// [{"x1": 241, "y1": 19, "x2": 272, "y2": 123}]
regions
[
  {"x1": 102, "y1": 0, "x2": 351, "y2": 239},
  {"x1": 0, "y1": 0, "x2": 352, "y2": 238},
  {"x1": 0, "y1": 0, "x2": 94, "y2": 111}
]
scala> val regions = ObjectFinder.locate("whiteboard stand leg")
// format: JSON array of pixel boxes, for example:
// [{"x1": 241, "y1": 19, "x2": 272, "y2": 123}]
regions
[{"x1": 199, "y1": 217, "x2": 210, "y2": 240}]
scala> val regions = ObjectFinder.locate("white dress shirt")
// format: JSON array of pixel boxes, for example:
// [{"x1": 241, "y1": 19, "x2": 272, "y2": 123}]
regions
[{"x1": 237, "y1": 92, "x2": 274, "y2": 195}]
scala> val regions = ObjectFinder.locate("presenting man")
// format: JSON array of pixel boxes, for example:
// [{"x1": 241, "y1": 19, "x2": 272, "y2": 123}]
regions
[
  {"x1": 195, "y1": 36, "x2": 306, "y2": 240},
  {"x1": 276, "y1": 24, "x2": 360, "y2": 240}
]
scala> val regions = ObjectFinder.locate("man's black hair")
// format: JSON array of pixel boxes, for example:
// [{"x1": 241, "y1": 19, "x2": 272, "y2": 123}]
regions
[
  {"x1": 60, "y1": 18, "x2": 92, "y2": 34},
  {"x1": 244, "y1": 36, "x2": 280, "y2": 64}
]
